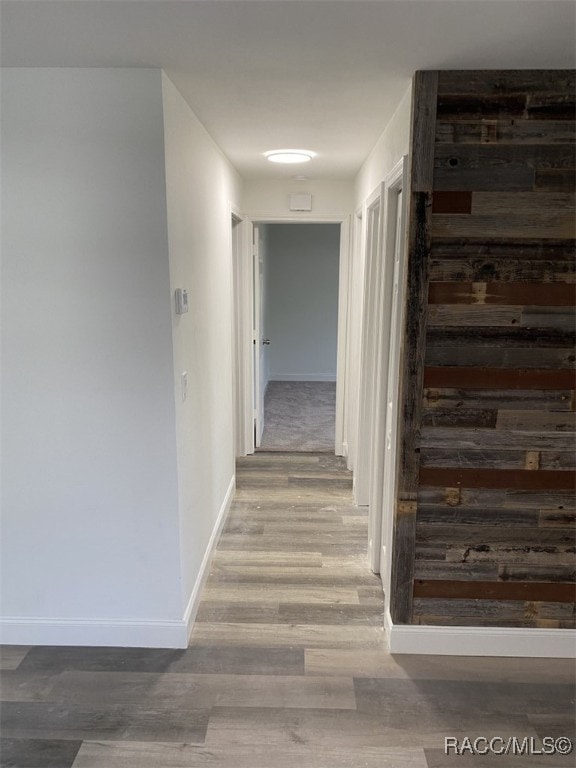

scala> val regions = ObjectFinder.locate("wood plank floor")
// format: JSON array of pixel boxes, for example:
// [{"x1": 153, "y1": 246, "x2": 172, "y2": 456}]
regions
[{"x1": 1, "y1": 453, "x2": 574, "y2": 767}]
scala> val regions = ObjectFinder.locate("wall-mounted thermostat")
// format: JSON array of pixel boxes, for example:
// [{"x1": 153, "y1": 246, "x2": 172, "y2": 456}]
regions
[
  {"x1": 175, "y1": 288, "x2": 189, "y2": 314},
  {"x1": 289, "y1": 193, "x2": 312, "y2": 211}
]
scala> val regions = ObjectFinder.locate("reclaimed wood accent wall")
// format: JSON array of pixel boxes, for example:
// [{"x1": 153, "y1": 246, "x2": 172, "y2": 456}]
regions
[{"x1": 391, "y1": 70, "x2": 576, "y2": 629}]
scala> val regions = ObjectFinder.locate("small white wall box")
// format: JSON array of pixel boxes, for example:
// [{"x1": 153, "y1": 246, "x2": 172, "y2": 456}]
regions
[
  {"x1": 289, "y1": 193, "x2": 312, "y2": 211},
  {"x1": 175, "y1": 288, "x2": 189, "y2": 314}
]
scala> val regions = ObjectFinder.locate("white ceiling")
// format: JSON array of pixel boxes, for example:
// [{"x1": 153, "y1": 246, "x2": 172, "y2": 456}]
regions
[{"x1": 1, "y1": 1, "x2": 574, "y2": 180}]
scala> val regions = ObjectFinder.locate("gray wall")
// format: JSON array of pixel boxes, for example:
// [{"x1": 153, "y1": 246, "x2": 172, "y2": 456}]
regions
[{"x1": 266, "y1": 224, "x2": 340, "y2": 381}]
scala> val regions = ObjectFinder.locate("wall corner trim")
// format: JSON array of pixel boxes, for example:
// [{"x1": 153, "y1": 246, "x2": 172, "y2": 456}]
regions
[
  {"x1": 385, "y1": 611, "x2": 576, "y2": 659},
  {"x1": 183, "y1": 473, "x2": 236, "y2": 643}
]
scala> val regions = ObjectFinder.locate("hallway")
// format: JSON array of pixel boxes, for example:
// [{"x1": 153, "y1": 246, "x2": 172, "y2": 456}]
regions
[{"x1": 1, "y1": 454, "x2": 574, "y2": 767}]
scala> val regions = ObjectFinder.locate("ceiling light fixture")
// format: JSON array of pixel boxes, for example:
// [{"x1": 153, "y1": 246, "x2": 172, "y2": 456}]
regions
[{"x1": 265, "y1": 149, "x2": 315, "y2": 164}]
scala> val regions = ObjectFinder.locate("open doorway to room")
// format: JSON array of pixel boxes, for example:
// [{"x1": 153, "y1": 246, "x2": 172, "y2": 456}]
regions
[{"x1": 255, "y1": 223, "x2": 342, "y2": 452}]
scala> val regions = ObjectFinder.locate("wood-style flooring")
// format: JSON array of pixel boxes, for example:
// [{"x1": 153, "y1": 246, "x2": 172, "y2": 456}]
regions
[{"x1": 1, "y1": 453, "x2": 574, "y2": 767}]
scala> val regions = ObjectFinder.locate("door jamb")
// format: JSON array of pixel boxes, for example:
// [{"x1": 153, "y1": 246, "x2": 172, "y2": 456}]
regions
[{"x1": 366, "y1": 157, "x2": 408, "y2": 574}]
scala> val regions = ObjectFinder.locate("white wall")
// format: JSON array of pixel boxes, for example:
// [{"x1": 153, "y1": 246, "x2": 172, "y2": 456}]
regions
[
  {"x1": 266, "y1": 224, "x2": 340, "y2": 381},
  {"x1": 346, "y1": 80, "x2": 413, "y2": 473},
  {"x1": 161, "y1": 74, "x2": 243, "y2": 625},
  {"x1": 243, "y1": 179, "x2": 354, "y2": 218},
  {"x1": 354, "y1": 82, "x2": 412, "y2": 207},
  {"x1": 1, "y1": 69, "x2": 183, "y2": 644}
]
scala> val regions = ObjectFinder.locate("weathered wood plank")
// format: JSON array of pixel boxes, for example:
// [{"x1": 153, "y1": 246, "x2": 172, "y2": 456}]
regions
[
  {"x1": 539, "y1": 509, "x2": 576, "y2": 528},
  {"x1": 471, "y1": 191, "x2": 575, "y2": 215},
  {"x1": 390, "y1": 71, "x2": 438, "y2": 626},
  {"x1": 417, "y1": 505, "x2": 541, "y2": 526},
  {"x1": 434, "y1": 166, "x2": 535, "y2": 192},
  {"x1": 420, "y1": 448, "x2": 576, "y2": 471},
  {"x1": 431, "y1": 237, "x2": 576, "y2": 261},
  {"x1": 416, "y1": 524, "x2": 574, "y2": 547},
  {"x1": 445, "y1": 544, "x2": 575, "y2": 566},
  {"x1": 423, "y1": 367, "x2": 576, "y2": 389},
  {"x1": 429, "y1": 258, "x2": 575, "y2": 283},
  {"x1": 499, "y1": 564, "x2": 576, "y2": 583},
  {"x1": 413, "y1": 580, "x2": 576, "y2": 602},
  {"x1": 418, "y1": 467, "x2": 576, "y2": 491},
  {"x1": 426, "y1": 326, "x2": 575, "y2": 348},
  {"x1": 421, "y1": 409, "x2": 497, "y2": 428},
  {"x1": 413, "y1": 562, "x2": 499, "y2": 580},
  {"x1": 496, "y1": 410, "x2": 576, "y2": 432},
  {"x1": 435, "y1": 119, "x2": 576, "y2": 146},
  {"x1": 423, "y1": 387, "x2": 573, "y2": 411},
  {"x1": 432, "y1": 212, "x2": 575, "y2": 240},
  {"x1": 436, "y1": 70, "x2": 576, "y2": 97},
  {"x1": 412, "y1": 597, "x2": 575, "y2": 620},
  {"x1": 521, "y1": 306, "x2": 576, "y2": 329},
  {"x1": 427, "y1": 304, "x2": 522, "y2": 326},
  {"x1": 428, "y1": 282, "x2": 576, "y2": 306},
  {"x1": 435, "y1": 143, "x2": 576, "y2": 172},
  {"x1": 425, "y1": 344, "x2": 574, "y2": 369},
  {"x1": 535, "y1": 169, "x2": 576, "y2": 191},
  {"x1": 420, "y1": 427, "x2": 575, "y2": 451}
]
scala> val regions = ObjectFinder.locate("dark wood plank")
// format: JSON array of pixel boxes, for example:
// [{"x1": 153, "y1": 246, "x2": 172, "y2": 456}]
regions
[
  {"x1": 434, "y1": 143, "x2": 576, "y2": 172},
  {"x1": 425, "y1": 344, "x2": 574, "y2": 369},
  {"x1": 423, "y1": 366, "x2": 576, "y2": 389},
  {"x1": 436, "y1": 119, "x2": 576, "y2": 146},
  {"x1": 499, "y1": 564, "x2": 576, "y2": 583},
  {"x1": 413, "y1": 579, "x2": 576, "y2": 602},
  {"x1": 434, "y1": 166, "x2": 535, "y2": 191},
  {"x1": 432, "y1": 191, "x2": 472, "y2": 213},
  {"x1": 436, "y1": 70, "x2": 576, "y2": 96},
  {"x1": 390, "y1": 70, "x2": 438, "y2": 626},
  {"x1": 428, "y1": 282, "x2": 576, "y2": 306},
  {"x1": 426, "y1": 326, "x2": 576, "y2": 348},
  {"x1": 431, "y1": 237, "x2": 576, "y2": 261},
  {"x1": 535, "y1": 169, "x2": 576, "y2": 191}
]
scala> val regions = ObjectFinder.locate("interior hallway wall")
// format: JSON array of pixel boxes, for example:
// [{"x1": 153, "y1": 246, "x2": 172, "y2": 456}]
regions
[
  {"x1": 266, "y1": 224, "x2": 341, "y2": 382},
  {"x1": 1, "y1": 69, "x2": 182, "y2": 641},
  {"x1": 161, "y1": 73, "x2": 243, "y2": 619}
]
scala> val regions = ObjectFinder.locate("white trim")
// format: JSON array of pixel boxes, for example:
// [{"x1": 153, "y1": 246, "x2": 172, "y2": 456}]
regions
[
  {"x1": 0, "y1": 616, "x2": 188, "y2": 649},
  {"x1": 355, "y1": 183, "x2": 385, "y2": 507},
  {"x1": 183, "y1": 473, "x2": 236, "y2": 642},
  {"x1": 385, "y1": 611, "x2": 576, "y2": 658},
  {"x1": 0, "y1": 476, "x2": 236, "y2": 650},
  {"x1": 269, "y1": 373, "x2": 336, "y2": 382},
  {"x1": 334, "y1": 216, "x2": 351, "y2": 457},
  {"x1": 244, "y1": 213, "x2": 350, "y2": 224}
]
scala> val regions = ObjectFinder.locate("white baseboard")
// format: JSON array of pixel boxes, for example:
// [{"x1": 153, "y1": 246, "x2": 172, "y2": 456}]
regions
[
  {"x1": 183, "y1": 473, "x2": 235, "y2": 643},
  {"x1": 0, "y1": 616, "x2": 189, "y2": 649},
  {"x1": 269, "y1": 373, "x2": 337, "y2": 382},
  {"x1": 385, "y1": 610, "x2": 576, "y2": 658},
  {"x1": 341, "y1": 441, "x2": 349, "y2": 459},
  {"x1": 0, "y1": 475, "x2": 236, "y2": 650}
]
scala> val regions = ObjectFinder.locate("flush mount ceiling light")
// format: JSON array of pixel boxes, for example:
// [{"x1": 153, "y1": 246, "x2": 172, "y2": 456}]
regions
[{"x1": 265, "y1": 149, "x2": 316, "y2": 164}]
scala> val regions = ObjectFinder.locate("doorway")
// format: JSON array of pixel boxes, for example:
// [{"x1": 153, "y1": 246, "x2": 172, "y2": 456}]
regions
[
  {"x1": 232, "y1": 216, "x2": 351, "y2": 457},
  {"x1": 256, "y1": 223, "x2": 340, "y2": 452}
]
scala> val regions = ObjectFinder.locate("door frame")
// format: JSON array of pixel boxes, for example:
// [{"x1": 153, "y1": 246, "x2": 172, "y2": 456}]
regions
[
  {"x1": 366, "y1": 157, "x2": 409, "y2": 574},
  {"x1": 354, "y1": 183, "x2": 385, "y2": 508},
  {"x1": 230, "y1": 206, "x2": 256, "y2": 456},
  {"x1": 233, "y1": 213, "x2": 351, "y2": 456}
]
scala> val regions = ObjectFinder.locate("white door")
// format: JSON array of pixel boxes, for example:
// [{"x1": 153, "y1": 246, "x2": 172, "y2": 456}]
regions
[{"x1": 253, "y1": 225, "x2": 267, "y2": 447}]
